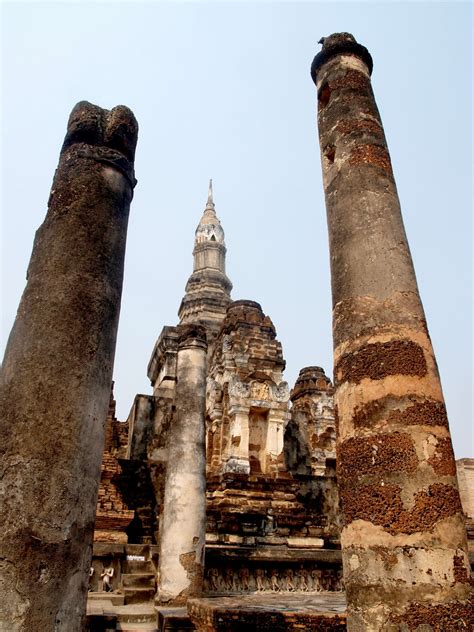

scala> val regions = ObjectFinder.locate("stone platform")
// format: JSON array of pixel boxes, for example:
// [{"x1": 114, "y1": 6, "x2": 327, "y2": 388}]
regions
[
  {"x1": 86, "y1": 599, "x2": 157, "y2": 631},
  {"x1": 187, "y1": 593, "x2": 347, "y2": 631},
  {"x1": 88, "y1": 592, "x2": 347, "y2": 631}
]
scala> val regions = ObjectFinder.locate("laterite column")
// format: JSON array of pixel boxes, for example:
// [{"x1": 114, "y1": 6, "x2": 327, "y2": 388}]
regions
[
  {"x1": 0, "y1": 101, "x2": 138, "y2": 631},
  {"x1": 311, "y1": 33, "x2": 471, "y2": 630},
  {"x1": 157, "y1": 324, "x2": 207, "y2": 605}
]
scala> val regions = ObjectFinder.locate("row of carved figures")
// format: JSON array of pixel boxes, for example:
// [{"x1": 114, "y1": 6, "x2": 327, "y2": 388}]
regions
[{"x1": 205, "y1": 566, "x2": 344, "y2": 593}]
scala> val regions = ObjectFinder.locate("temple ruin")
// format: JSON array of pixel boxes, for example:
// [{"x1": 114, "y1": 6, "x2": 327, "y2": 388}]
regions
[
  {"x1": 87, "y1": 173, "x2": 472, "y2": 629},
  {"x1": 0, "y1": 33, "x2": 472, "y2": 632},
  {"x1": 87, "y1": 181, "x2": 347, "y2": 630}
]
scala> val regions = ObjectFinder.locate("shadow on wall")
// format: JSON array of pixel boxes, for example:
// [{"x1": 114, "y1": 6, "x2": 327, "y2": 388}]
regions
[{"x1": 115, "y1": 460, "x2": 158, "y2": 544}]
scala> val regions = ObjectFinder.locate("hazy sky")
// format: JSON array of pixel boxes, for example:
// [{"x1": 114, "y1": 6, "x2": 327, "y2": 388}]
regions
[{"x1": 1, "y1": 1, "x2": 472, "y2": 458}]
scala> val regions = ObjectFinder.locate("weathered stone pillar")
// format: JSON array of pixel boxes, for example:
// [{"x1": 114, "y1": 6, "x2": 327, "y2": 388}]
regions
[
  {"x1": 157, "y1": 324, "x2": 207, "y2": 605},
  {"x1": 0, "y1": 101, "x2": 138, "y2": 631},
  {"x1": 311, "y1": 33, "x2": 472, "y2": 630}
]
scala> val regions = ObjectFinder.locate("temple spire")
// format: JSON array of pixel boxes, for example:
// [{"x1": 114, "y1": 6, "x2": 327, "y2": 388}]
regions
[
  {"x1": 178, "y1": 182, "x2": 232, "y2": 343},
  {"x1": 206, "y1": 178, "x2": 214, "y2": 210}
]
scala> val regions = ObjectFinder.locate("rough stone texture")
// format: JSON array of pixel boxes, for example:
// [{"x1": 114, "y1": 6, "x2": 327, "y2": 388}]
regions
[
  {"x1": 147, "y1": 326, "x2": 179, "y2": 398},
  {"x1": 352, "y1": 397, "x2": 449, "y2": 430},
  {"x1": 116, "y1": 459, "x2": 158, "y2": 545},
  {"x1": 187, "y1": 593, "x2": 347, "y2": 631},
  {"x1": 0, "y1": 101, "x2": 137, "y2": 631},
  {"x1": 286, "y1": 367, "x2": 336, "y2": 477},
  {"x1": 207, "y1": 300, "x2": 289, "y2": 476},
  {"x1": 157, "y1": 325, "x2": 208, "y2": 606},
  {"x1": 388, "y1": 594, "x2": 474, "y2": 631},
  {"x1": 204, "y1": 304, "x2": 342, "y2": 579},
  {"x1": 94, "y1": 387, "x2": 134, "y2": 543},
  {"x1": 334, "y1": 340, "x2": 427, "y2": 385},
  {"x1": 456, "y1": 459, "x2": 474, "y2": 556},
  {"x1": 456, "y1": 459, "x2": 474, "y2": 520},
  {"x1": 285, "y1": 367, "x2": 341, "y2": 543},
  {"x1": 126, "y1": 394, "x2": 156, "y2": 461},
  {"x1": 95, "y1": 453, "x2": 135, "y2": 543},
  {"x1": 312, "y1": 33, "x2": 471, "y2": 630}
]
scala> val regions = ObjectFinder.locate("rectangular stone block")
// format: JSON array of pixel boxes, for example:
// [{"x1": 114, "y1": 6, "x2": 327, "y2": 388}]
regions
[{"x1": 287, "y1": 537, "x2": 324, "y2": 548}]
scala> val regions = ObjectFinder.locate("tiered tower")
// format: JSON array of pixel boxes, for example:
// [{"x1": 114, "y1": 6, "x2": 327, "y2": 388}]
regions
[{"x1": 178, "y1": 180, "x2": 232, "y2": 346}]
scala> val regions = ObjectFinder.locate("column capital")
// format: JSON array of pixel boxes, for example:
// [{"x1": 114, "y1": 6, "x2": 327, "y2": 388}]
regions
[
  {"x1": 176, "y1": 323, "x2": 207, "y2": 351},
  {"x1": 228, "y1": 404, "x2": 250, "y2": 417},
  {"x1": 268, "y1": 408, "x2": 290, "y2": 424},
  {"x1": 311, "y1": 32, "x2": 373, "y2": 85}
]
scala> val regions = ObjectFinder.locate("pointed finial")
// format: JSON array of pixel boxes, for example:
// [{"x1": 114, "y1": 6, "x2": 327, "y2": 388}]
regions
[{"x1": 206, "y1": 178, "x2": 215, "y2": 209}]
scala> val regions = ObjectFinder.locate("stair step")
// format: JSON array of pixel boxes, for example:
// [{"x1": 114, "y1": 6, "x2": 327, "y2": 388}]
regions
[
  {"x1": 156, "y1": 608, "x2": 195, "y2": 632},
  {"x1": 117, "y1": 624, "x2": 158, "y2": 631},
  {"x1": 122, "y1": 573, "x2": 156, "y2": 589},
  {"x1": 86, "y1": 613, "x2": 118, "y2": 631},
  {"x1": 124, "y1": 587, "x2": 156, "y2": 605},
  {"x1": 88, "y1": 592, "x2": 125, "y2": 606},
  {"x1": 123, "y1": 561, "x2": 155, "y2": 574},
  {"x1": 116, "y1": 606, "x2": 156, "y2": 624}
]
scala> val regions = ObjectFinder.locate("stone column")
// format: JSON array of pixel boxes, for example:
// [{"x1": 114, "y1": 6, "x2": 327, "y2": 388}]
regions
[
  {"x1": 0, "y1": 101, "x2": 138, "y2": 630},
  {"x1": 311, "y1": 34, "x2": 471, "y2": 630},
  {"x1": 157, "y1": 324, "x2": 207, "y2": 606}
]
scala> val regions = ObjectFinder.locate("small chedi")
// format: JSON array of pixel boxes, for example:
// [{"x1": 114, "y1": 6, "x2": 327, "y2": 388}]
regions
[{"x1": 88, "y1": 182, "x2": 343, "y2": 608}]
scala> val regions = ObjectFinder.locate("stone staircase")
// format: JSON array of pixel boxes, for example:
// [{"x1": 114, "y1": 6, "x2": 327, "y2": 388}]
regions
[
  {"x1": 156, "y1": 608, "x2": 195, "y2": 632},
  {"x1": 87, "y1": 546, "x2": 197, "y2": 630},
  {"x1": 116, "y1": 604, "x2": 158, "y2": 631},
  {"x1": 122, "y1": 559, "x2": 156, "y2": 605}
]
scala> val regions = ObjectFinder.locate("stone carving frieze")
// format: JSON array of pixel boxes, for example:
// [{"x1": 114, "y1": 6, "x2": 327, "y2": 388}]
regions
[
  {"x1": 204, "y1": 565, "x2": 344, "y2": 594},
  {"x1": 227, "y1": 377, "x2": 290, "y2": 407}
]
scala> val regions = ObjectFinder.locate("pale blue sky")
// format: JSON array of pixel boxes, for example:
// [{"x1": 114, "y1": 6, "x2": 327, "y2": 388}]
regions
[{"x1": 1, "y1": 2, "x2": 472, "y2": 458}]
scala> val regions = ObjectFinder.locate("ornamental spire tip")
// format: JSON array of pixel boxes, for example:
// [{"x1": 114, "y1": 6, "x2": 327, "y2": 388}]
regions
[{"x1": 206, "y1": 178, "x2": 214, "y2": 209}]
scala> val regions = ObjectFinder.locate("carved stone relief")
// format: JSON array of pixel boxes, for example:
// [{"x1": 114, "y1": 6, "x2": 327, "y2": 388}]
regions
[
  {"x1": 270, "y1": 381, "x2": 290, "y2": 403},
  {"x1": 206, "y1": 378, "x2": 223, "y2": 414},
  {"x1": 228, "y1": 376, "x2": 251, "y2": 400},
  {"x1": 203, "y1": 565, "x2": 343, "y2": 593},
  {"x1": 222, "y1": 335, "x2": 232, "y2": 353},
  {"x1": 250, "y1": 381, "x2": 270, "y2": 401}
]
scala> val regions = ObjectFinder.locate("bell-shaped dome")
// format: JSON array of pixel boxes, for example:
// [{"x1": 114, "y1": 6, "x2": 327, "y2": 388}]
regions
[{"x1": 195, "y1": 180, "x2": 225, "y2": 245}]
